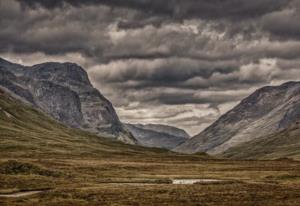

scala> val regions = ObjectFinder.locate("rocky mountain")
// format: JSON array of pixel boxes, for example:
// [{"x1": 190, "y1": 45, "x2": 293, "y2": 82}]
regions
[
  {"x1": 125, "y1": 124, "x2": 190, "y2": 149},
  {"x1": 222, "y1": 121, "x2": 300, "y2": 160},
  {"x1": 0, "y1": 57, "x2": 137, "y2": 144},
  {"x1": 0, "y1": 88, "x2": 180, "y2": 158},
  {"x1": 174, "y1": 81, "x2": 300, "y2": 155}
]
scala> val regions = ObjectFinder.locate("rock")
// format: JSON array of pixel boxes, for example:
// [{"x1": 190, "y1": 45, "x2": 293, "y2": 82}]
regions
[{"x1": 0, "y1": 57, "x2": 137, "y2": 144}]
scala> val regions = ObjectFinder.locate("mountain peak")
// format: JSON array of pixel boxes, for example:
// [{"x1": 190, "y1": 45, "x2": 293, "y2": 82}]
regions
[
  {"x1": 28, "y1": 61, "x2": 91, "y2": 86},
  {"x1": 0, "y1": 57, "x2": 10, "y2": 64},
  {"x1": 0, "y1": 57, "x2": 21, "y2": 67}
]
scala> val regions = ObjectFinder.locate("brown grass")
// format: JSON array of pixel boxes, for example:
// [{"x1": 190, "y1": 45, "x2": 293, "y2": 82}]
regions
[
  {"x1": 1, "y1": 89, "x2": 300, "y2": 205},
  {"x1": 0, "y1": 158, "x2": 300, "y2": 206}
]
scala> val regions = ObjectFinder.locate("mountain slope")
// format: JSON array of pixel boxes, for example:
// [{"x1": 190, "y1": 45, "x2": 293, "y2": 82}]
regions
[
  {"x1": 0, "y1": 88, "x2": 211, "y2": 162},
  {"x1": 221, "y1": 121, "x2": 300, "y2": 160},
  {"x1": 125, "y1": 124, "x2": 190, "y2": 149},
  {"x1": 0, "y1": 89, "x2": 162, "y2": 158},
  {"x1": 174, "y1": 81, "x2": 300, "y2": 155},
  {"x1": 0, "y1": 57, "x2": 136, "y2": 144}
]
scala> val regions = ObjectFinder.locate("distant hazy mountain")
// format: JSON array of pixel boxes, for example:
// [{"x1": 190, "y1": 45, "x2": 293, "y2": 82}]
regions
[
  {"x1": 0, "y1": 57, "x2": 137, "y2": 144},
  {"x1": 126, "y1": 124, "x2": 190, "y2": 149},
  {"x1": 174, "y1": 81, "x2": 300, "y2": 155}
]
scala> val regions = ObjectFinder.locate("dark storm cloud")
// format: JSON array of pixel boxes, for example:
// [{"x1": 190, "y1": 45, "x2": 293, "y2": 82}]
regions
[
  {"x1": 94, "y1": 59, "x2": 238, "y2": 84},
  {"x1": 0, "y1": 1, "x2": 115, "y2": 60},
  {"x1": 1, "y1": 0, "x2": 299, "y2": 62},
  {"x1": 142, "y1": 90, "x2": 246, "y2": 105},
  {"x1": 1, "y1": 0, "x2": 300, "y2": 134},
  {"x1": 88, "y1": 56, "x2": 281, "y2": 92},
  {"x1": 17, "y1": 0, "x2": 291, "y2": 21},
  {"x1": 262, "y1": 10, "x2": 300, "y2": 40}
]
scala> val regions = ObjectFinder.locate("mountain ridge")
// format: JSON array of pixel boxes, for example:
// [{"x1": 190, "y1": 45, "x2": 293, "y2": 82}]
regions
[{"x1": 125, "y1": 123, "x2": 190, "y2": 149}]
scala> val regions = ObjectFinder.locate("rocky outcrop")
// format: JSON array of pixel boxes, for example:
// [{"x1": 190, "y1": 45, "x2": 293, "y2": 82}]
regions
[
  {"x1": 0, "y1": 57, "x2": 137, "y2": 144},
  {"x1": 174, "y1": 81, "x2": 300, "y2": 154},
  {"x1": 126, "y1": 124, "x2": 189, "y2": 149}
]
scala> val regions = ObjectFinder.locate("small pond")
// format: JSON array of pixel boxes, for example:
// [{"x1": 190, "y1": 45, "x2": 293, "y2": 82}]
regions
[{"x1": 172, "y1": 179, "x2": 223, "y2": 185}]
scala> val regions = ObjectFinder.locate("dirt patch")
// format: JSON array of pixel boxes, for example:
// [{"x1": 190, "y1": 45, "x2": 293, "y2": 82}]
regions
[
  {"x1": 0, "y1": 191, "x2": 44, "y2": 198},
  {"x1": 3, "y1": 110, "x2": 13, "y2": 118}
]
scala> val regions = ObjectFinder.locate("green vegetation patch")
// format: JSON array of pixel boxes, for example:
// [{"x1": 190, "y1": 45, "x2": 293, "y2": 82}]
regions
[{"x1": 0, "y1": 160, "x2": 60, "y2": 177}]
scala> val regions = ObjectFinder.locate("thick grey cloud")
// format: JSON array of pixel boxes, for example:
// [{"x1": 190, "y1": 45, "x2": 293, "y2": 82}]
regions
[
  {"x1": 1, "y1": 0, "x2": 300, "y2": 135},
  {"x1": 17, "y1": 0, "x2": 291, "y2": 20},
  {"x1": 262, "y1": 9, "x2": 300, "y2": 40}
]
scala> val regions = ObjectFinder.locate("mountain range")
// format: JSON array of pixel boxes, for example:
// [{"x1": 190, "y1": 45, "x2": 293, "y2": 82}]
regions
[
  {"x1": 0, "y1": 58, "x2": 191, "y2": 148},
  {"x1": 125, "y1": 124, "x2": 190, "y2": 149},
  {"x1": 0, "y1": 87, "x2": 185, "y2": 159},
  {"x1": 1, "y1": 57, "x2": 300, "y2": 160}
]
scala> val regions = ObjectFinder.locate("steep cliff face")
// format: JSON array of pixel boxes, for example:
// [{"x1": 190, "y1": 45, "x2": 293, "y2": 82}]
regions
[
  {"x1": 126, "y1": 124, "x2": 189, "y2": 149},
  {"x1": 29, "y1": 80, "x2": 83, "y2": 128},
  {"x1": 0, "y1": 58, "x2": 137, "y2": 144},
  {"x1": 174, "y1": 81, "x2": 300, "y2": 154}
]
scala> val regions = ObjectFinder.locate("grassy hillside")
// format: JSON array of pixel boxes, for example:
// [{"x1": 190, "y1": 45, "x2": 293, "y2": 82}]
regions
[
  {"x1": 0, "y1": 88, "x2": 208, "y2": 160},
  {"x1": 222, "y1": 122, "x2": 300, "y2": 160},
  {"x1": 1, "y1": 89, "x2": 300, "y2": 206}
]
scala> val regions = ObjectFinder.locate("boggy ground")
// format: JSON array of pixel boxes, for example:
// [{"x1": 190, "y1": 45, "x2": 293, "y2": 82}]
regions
[{"x1": 0, "y1": 156, "x2": 300, "y2": 206}]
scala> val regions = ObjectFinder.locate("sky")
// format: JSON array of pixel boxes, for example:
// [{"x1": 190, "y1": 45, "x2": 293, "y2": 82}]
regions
[{"x1": 1, "y1": 0, "x2": 300, "y2": 135}]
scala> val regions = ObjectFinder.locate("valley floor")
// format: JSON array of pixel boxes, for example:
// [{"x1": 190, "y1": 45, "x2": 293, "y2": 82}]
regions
[
  {"x1": 1, "y1": 156, "x2": 300, "y2": 206},
  {"x1": 1, "y1": 89, "x2": 300, "y2": 205}
]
